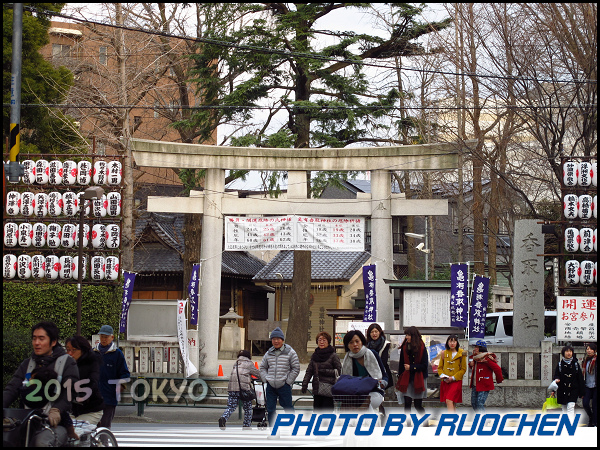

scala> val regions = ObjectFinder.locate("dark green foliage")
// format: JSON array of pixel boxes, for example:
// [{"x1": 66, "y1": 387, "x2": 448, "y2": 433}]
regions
[
  {"x1": 2, "y1": 282, "x2": 121, "y2": 340},
  {"x1": 3, "y1": 328, "x2": 31, "y2": 391},
  {"x1": 3, "y1": 3, "x2": 87, "y2": 153}
]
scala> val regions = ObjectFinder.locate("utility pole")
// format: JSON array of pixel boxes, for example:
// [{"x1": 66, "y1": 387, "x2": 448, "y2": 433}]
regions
[{"x1": 6, "y1": 3, "x2": 24, "y2": 183}]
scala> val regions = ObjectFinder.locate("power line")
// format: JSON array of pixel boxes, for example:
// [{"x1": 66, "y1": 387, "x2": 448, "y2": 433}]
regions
[
  {"x1": 4, "y1": 103, "x2": 597, "y2": 112},
  {"x1": 17, "y1": 4, "x2": 597, "y2": 86}
]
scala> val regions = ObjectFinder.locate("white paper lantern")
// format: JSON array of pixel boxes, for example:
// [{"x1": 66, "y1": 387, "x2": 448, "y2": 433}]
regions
[
  {"x1": 22, "y1": 160, "x2": 35, "y2": 184},
  {"x1": 595, "y1": 262, "x2": 597, "y2": 285},
  {"x1": 34, "y1": 192, "x2": 48, "y2": 218},
  {"x1": 106, "y1": 191, "x2": 121, "y2": 217},
  {"x1": 4, "y1": 222, "x2": 18, "y2": 247},
  {"x1": 77, "y1": 160, "x2": 92, "y2": 185},
  {"x1": 593, "y1": 195, "x2": 597, "y2": 219},
  {"x1": 92, "y1": 224, "x2": 106, "y2": 249},
  {"x1": 61, "y1": 223, "x2": 77, "y2": 248},
  {"x1": 92, "y1": 195, "x2": 107, "y2": 218},
  {"x1": 63, "y1": 160, "x2": 77, "y2": 185},
  {"x1": 59, "y1": 255, "x2": 73, "y2": 280},
  {"x1": 72, "y1": 256, "x2": 87, "y2": 280},
  {"x1": 563, "y1": 194, "x2": 578, "y2": 219},
  {"x1": 592, "y1": 162, "x2": 597, "y2": 187},
  {"x1": 580, "y1": 228, "x2": 594, "y2": 253},
  {"x1": 18, "y1": 222, "x2": 32, "y2": 247},
  {"x1": 76, "y1": 223, "x2": 90, "y2": 248},
  {"x1": 578, "y1": 161, "x2": 592, "y2": 186},
  {"x1": 48, "y1": 192, "x2": 63, "y2": 217},
  {"x1": 62, "y1": 191, "x2": 77, "y2": 217},
  {"x1": 46, "y1": 223, "x2": 62, "y2": 248},
  {"x1": 20, "y1": 192, "x2": 34, "y2": 216},
  {"x1": 31, "y1": 255, "x2": 46, "y2": 279},
  {"x1": 564, "y1": 227, "x2": 580, "y2": 252},
  {"x1": 91, "y1": 256, "x2": 105, "y2": 281},
  {"x1": 35, "y1": 159, "x2": 49, "y2": 184},
  {"x1": 578, "y1": 195, "x2": 593, "y2": 219},
  {"x1": 32, "y1": 223, "x2": 47, "y2": 247},
  {"x1": 93, "y1": 160, "x2": 108, "y2": 185},
  {"x1": 45, "y1": 255, "x2": 60, "y2": 280},
  {"x1": 565, "y1": 260, "x2": 580, "y2": 285},
  {"x1": 3, "y1": 254, "x2": 17, "y2": 279},
  {"x1": 580, "y1": 260, "x2": 594, "y2": 286},
  {"x1": 105, "y1": 256, "x2": 119, "y2": 280},
  {"x1": 6, "y1": 191, "x2": 21, "y2": 216},
  {"x1": 17, "y1": 254, "x2": 32, "y2": 279},
  {"x1": 48, "y1": 160, "x2": 64, "y2": 185},
  {"x1": 563, "y1": 161, "x2": 578, "y2": 187},
  {"x1": 594, "y1": 229, "x2": 597, "y2": 253},
  {"x1": 105, "y1": 224, "x2": 120, "y2": 249},
  {"x1": 107, "y1": 160, "x2": 122, "y2": 186}
]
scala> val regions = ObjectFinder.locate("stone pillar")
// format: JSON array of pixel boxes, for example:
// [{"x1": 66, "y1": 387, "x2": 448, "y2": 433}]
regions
[
  {"x1": 370, "y1": 170, "x2": 394, "y2": 330},
  {"x1": 513, "y1": 219, "x2": 545, "y2": 346},
  {"x1": 198, "y1": 168, "x2": 225, "y2": 376}
]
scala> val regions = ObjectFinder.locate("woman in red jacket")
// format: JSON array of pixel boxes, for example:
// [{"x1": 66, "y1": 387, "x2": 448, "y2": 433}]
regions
[{"x1": 469, "y1": 340, "x2": 503, "y2": 413}]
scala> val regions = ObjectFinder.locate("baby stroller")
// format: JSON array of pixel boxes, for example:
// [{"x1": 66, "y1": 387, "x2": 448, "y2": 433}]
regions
[{"x1": 250, "y1": 378, "x2": 269, "y2": 430}]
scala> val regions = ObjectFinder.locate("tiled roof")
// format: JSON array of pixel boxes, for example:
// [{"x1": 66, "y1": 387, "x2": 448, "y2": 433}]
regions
[
  {"x1": 133, "y1": 213, "x2": 265, "y2": 277},
  {"x1": 253, "y1": 250, "x2": 370, "y2": 282},
  {"x1": 222, "y1": 252, "x2": 267, "y2": 278},
  {"x1": 133, "y1": 244, "x2": 183, "y2": 273}
]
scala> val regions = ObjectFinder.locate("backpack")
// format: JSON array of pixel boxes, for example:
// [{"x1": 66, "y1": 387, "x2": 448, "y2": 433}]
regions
[{"x1": 25, "y1": 354, "x2": 70, "y2": 383}]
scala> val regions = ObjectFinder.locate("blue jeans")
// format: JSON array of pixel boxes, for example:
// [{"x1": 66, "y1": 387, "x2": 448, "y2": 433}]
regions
[
  {"x1": 471, "y1": 388, "x2": 489, "y2": 413},
  {"x1": 266, "y1": 383, "x2": 294, "y2": 426}
]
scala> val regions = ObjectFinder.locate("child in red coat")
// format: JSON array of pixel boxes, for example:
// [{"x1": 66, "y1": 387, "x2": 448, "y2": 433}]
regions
[{"x1": 469, "y1": 340, "x2": 503, "y2": 412}]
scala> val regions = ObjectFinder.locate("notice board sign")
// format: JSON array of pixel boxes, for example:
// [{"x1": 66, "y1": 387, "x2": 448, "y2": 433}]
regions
[
  {"x1": 225, "y1": 215, "x2": 364, "y2": 251},
  {"x1": 557, "y1": 296, "x2": 597, "y2": 341},
  {"x1": 403, "y1": 289, "x2": 451, "y2": 328}
]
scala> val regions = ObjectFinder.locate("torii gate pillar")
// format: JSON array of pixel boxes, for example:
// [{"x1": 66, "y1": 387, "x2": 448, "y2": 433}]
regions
[{"x1": 198, "y1": 168, "x2": 224, "y2": 373}]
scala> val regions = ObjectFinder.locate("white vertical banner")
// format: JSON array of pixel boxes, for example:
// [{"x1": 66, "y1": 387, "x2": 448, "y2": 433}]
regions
[{"x1": 177, "y1": 299, "x2": 198, "y2": 377}]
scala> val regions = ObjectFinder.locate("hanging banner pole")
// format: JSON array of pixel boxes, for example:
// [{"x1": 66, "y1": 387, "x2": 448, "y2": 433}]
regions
[
  {"x1": 119, "y1": 271, "x2": 136, "y2": 333},
  {"x1": 177, "y1": 299, "x2": 198, "y2": 378},
  {"x1": 362, "y1": 264, "x2": 376, "y2": 322},
  {"x1": 188, "y1": 262, "x2": 200, "y2": 326}
]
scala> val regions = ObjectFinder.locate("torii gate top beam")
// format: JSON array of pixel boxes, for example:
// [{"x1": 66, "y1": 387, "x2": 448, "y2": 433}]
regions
[{"x1": 131, "y1": 139, "x2": 459, "y2": 171}]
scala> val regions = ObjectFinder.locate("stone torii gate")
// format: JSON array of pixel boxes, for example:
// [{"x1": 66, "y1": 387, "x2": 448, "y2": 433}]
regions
[{"x1": 131, "y1": 138, "x2": 459, "y2": 376}]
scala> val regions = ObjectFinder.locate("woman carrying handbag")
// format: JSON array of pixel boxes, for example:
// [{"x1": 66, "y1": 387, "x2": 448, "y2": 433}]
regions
[
  {"x1": 219, "y1": 350, "x2": 261, "y2": 430},
  {"x1": 301, "y1": 332, "x2": 342, "y2": 412}
]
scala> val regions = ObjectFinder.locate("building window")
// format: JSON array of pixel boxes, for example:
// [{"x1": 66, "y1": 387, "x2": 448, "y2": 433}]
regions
[
  {"x1": 52, "y1": 44, "x2": 71, "y2": 58},
  {"x1": 99, "y1": 46, "x2": 107, "y2": 65}
]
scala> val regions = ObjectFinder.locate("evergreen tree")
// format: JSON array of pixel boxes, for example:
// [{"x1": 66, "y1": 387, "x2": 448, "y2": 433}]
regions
[
  {"x1": 183, "y1": 3, "x2": 451, "y2": 360},
  {"x1": 3, "y1": 3, "x2": 85, "y2": 153}
]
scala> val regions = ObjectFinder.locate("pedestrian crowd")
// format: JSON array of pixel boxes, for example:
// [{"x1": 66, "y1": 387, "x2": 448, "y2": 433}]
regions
[
  {"x1": 3, "y1": 321, "x2": 129, "y2": 446},
  {"x1": 3, "y1": 320, "x2": 596, "y2": 446}
]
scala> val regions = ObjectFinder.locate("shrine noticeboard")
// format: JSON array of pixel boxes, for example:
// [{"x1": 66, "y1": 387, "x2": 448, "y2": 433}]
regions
[
  {"x1": 224, "y1": 215, "x2": 364, "y2": 251},
  {"x1": 403, "y1": 289, "x2": 451, "y2": 328},
  {"x1": 557, "y1": 296, "x2": 597, "y2": 341}
]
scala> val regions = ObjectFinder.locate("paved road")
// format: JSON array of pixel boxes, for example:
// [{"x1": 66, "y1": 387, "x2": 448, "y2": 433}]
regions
[{"x1": 111, "y1": 423, "x2": 345, "y2": 447}]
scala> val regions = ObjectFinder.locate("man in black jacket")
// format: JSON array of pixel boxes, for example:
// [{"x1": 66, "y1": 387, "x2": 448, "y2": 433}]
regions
[{"x1": 3, "y1": 321, "x2": 79, "y2": 446}]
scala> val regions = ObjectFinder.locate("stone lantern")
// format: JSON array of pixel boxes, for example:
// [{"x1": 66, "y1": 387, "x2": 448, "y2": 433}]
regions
[{"x1": 219, "y1": 307, "x2": 244, "y2": 359}]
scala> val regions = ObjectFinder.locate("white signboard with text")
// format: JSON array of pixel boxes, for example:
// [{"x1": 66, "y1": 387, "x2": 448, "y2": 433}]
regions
[
  {"x1": 557, "y1": 296, "x2": 597, "y2": 341},
  {"x1": 225, "y1": 215, "x2": 364, "y2": 251},
  {"x1": 403, "y1": 289, "x2": 451, "y2": 328}
]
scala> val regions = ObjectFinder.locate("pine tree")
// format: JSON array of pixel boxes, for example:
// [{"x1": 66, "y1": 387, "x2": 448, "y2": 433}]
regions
[{"x1": 183, "y1": 3, "x2": 451, "y2": 360}]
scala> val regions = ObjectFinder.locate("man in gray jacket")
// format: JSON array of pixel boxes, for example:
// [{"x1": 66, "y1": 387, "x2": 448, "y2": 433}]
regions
[{"x1": 260, "y1": 327, "x2": 300, "y2": 426}]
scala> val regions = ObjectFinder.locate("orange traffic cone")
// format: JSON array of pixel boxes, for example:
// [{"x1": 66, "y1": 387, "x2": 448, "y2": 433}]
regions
[
  {"x1": 255, "y1": 361, "x2": 259, "y2": 370},
  {"x1": 218, "y1": 364, "x2": 224, "y2": 377}
]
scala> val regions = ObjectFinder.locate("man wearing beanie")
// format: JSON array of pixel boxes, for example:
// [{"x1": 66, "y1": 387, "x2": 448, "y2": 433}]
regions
[
  {"x1": 469, "y1": 339, "x2": 503, "y2": 413},
  {"x1": 260, "y1": 327, "x2": 300, "y2": 426}
]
